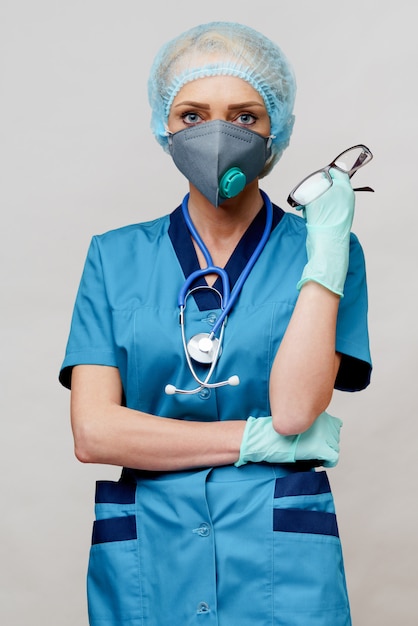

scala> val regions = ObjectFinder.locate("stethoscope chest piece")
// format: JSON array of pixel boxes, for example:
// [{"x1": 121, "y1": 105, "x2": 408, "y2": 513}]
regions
[{"x1": 187, "y1": 333, "x2": 221, "y2": 364}]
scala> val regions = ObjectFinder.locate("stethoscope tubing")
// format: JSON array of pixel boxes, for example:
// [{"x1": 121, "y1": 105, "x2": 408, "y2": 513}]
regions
[
  {"x1": 180, "y1": 190, "x2": 273, "y2": 337},
  {"x1": 166, "y1": 189, "x2": 273, "y2": 396},
  {"x1": 178, "y1": 267, "x2": 230, "y2": 310}
]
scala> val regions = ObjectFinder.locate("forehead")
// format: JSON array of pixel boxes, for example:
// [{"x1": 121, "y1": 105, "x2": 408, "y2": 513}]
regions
[{"x1": 170, "y1": 75, "x2": 266, "y2": 108}]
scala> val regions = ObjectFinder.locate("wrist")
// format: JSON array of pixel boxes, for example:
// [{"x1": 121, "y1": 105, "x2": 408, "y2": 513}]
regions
[
  {"x1": 298, "y1": 229, "x2": 350, "y2": 297},
  {"x1": 297, "y1": 279, "x2": 342, "y2": 301}
]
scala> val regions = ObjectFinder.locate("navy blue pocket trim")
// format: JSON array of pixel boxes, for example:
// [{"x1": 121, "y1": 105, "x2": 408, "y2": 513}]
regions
[
  {"x1": 273, "y1": 508, "x2": 339, "y2": 537},
  {"x1": 95, "y1": 480, "x2": 136, "y2": 504},
  {"x1": 274, "y1": 471, "x2": 330, "y2": 499},
  {"x1": 92, "y1": 515, "x2": 137, "y2": 545}
]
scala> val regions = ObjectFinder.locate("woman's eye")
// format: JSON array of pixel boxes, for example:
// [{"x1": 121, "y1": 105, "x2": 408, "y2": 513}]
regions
[
  {"x1": 181, "y1": 112, "x2": 202, "y2": 125},
  {"x1": 236, "y1": 113, "x2": 257, "y2": 126}
]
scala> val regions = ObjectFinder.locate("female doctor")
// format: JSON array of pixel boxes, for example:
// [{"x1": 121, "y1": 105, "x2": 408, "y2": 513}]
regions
[{"x1": 60, "y1": 21, "x2": 372, "y2": 626}]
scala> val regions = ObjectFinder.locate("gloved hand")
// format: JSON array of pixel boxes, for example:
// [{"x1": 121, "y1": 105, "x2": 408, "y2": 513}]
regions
[
  {"x1": 294, "y1": 411, "x2": 342, "y2": 468},
  {"x1": 297, "y1": 168, "x2": 355, "y2": 297},
  {"x1": 235, "y1": 411, "x2": 342, "y2": 468}
]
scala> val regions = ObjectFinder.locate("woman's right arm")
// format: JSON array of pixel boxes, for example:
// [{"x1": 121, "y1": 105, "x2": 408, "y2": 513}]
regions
[{"x1": 70, "y1": 364, "x2": 246, "y2": 472}]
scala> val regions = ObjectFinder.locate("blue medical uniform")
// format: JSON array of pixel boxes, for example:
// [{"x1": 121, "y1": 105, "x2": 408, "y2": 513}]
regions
[{"x1": 60, "y1": 198, "x2": 371, "y2": 626}]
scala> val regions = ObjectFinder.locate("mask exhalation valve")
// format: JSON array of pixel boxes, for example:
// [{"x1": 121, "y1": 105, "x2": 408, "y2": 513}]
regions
[{"x1": 219, "y1": 167, "x2": 246, "y2": 199}]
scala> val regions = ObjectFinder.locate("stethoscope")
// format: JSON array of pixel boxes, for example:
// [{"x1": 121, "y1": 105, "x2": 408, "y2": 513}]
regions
[{"x1": 165, "y1": 189, "x2": 273, "y2": 395}]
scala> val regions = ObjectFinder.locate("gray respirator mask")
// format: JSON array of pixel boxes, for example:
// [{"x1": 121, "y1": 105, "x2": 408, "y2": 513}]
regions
[{"x1": 167, "y1": 120, "x2": 273, "y2": 207}]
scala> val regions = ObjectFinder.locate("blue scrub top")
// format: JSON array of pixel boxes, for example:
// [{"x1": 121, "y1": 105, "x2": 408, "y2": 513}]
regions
[{"x1": 59, "y1": 198, "x2": 371, "y2": 421}]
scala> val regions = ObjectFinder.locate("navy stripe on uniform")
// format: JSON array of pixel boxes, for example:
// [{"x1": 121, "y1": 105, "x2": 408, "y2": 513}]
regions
[
  {"x1": 95, "y1": 480, "x2": 136, "y2": 504},
  {"x1": 274, "y1": 471, "x2": 331, "y2": 499},
  {"x1": 92, "y1": 515, "x2": 137, "y2": 545},
  {"x1": 273, "y1": 508, "x2": 339, "y2": 537}
]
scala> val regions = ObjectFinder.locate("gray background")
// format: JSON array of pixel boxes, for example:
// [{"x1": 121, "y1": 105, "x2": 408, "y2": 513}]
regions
[{"x1": 1, "y1": 1, "x2": 416, "y2": 624}]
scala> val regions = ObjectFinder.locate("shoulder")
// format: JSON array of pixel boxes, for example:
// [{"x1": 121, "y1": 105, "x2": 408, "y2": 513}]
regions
[
  {"x1": 279, "y1": 210, "x2": 307, "y2": 235},
  {"x1": 79, "y1": 214, "x2": 172, "y2": 280},
  {"x1": 271, "y1": 207, "x2": 308, "y2": 239},
  {"x1": 93, "y1": 214, "x2": 171, "y2": 251},
  {"x1": 270, "y1": 208, "x2": 308, "y2": 252}
]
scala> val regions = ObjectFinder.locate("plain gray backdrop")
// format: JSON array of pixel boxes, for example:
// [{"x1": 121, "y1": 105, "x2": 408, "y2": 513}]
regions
[{"x1": 1, "y1": 1, "x2": 417, "y2": 624}]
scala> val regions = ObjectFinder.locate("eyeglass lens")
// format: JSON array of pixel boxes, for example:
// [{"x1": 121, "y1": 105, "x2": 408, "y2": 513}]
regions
[
  {"x1": 333, "y1": 146, "x2": 371, "y2": 174},
  {"x1": 292, "y1": 172, "x2": 331, "y2": 206},
  {"x1": 290, "y1": 145, "x2": 372, "y2": 206}
]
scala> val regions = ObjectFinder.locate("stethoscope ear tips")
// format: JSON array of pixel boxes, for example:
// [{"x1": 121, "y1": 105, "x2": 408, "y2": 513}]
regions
[{"x1": 164, "y1": 375, "x2": 240, "y2": 395}]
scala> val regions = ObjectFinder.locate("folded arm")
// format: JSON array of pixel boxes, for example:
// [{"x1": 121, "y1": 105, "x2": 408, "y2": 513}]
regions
[{"x1": 70, "y1": 364, "x2": 246, "y2": 472}]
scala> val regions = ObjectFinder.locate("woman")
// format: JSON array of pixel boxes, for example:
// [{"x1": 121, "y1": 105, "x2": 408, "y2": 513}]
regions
[{"x1": 60, "y1": 22, "x2": 371, "y2": 625}]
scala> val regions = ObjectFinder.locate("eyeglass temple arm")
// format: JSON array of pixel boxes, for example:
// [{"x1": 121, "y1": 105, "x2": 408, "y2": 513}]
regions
[
  {"x1": 348, "y1": 151, "x2": 374, "y2": 192},
  {"x1": 353, "y1": 186, "x2": 374, "y2": 193},
  {"x1": 347, "y1": 149, "x2": 371, "y2": 178}
]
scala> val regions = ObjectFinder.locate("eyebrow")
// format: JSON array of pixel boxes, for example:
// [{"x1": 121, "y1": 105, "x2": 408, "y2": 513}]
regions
[
  {"x1": 173, "y1": 101, "x2": 210, "y2": 109},
  {"x1": 228, "y1": 101, "x2": 265, "y2": 110},
  {"x1": 172, "y1": 100, "x2": 265, "y2": 110}
]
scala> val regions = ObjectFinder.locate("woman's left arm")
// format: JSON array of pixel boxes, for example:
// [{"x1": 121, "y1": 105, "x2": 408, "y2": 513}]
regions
[
  {"x1": 269, "y1": 280, "x2": 341, "y2": 435},
  {"x1": 269, "y1": 169, "x2": 355, "y2": 435}
]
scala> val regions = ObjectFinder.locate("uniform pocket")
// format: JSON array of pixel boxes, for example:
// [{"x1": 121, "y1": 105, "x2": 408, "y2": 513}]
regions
[
  {"x1": 87, "y1": 480, "x2": 143, "y2": 625},
  {"x1": 274, "y1": 470, "x2": 337, "y2": 514},
  {"x1": 92, "y1": 515, "x2": 137, "y2": 544},
  {"x1": 273, "y1": 507, "x2": 339, "y2": 536},
  {"x1": 272, "y1": 471, "x2": 351, "y2": 624}
]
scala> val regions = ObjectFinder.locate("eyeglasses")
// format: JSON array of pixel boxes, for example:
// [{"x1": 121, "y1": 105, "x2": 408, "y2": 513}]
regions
[{"x1": 287, "y1": 144, "x2": 374, "y2": 208}]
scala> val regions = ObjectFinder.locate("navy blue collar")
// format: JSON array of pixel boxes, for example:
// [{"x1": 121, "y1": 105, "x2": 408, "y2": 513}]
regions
[{"x1": 168, "y1": 201, "x2": 285, "y2": 311}]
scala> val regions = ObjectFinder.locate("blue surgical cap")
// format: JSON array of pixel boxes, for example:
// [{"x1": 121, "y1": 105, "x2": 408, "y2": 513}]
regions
[{"x1": 148, "y1": 22, "x2": 296, "y2": 176}]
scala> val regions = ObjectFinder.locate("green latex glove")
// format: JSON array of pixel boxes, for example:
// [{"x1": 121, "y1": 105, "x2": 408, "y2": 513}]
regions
[
  {"x1": 297, "y1": 168, "x2": 355, "y2": 297},
  {"x1": 235, "y1": 411, "x2": 342, "y2": 468},
  {"x1": 294, "y1": 411, "x2": 343, "y2": 468}
]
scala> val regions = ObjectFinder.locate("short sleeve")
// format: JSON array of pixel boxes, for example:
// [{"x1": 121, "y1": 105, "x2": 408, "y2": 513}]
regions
[
  {"x1": 59, "y1": 237, "x2": 118, "y2": 389},
  {"x1": 335, "y1": 233, "x2": 372, "y2": 391}
]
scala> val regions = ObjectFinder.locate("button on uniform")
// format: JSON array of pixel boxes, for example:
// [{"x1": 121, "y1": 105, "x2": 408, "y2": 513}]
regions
[
  {"x1": 202, "y1": 312, "x2": 217, "y2": 326},
  {"x1": 197, "y1": 601, "x2": 210, "y2": 614},
  {"x1": 198, "y1": 388, "x2": 211, "y2": 400},
  {"x1": 193, "y1": 523, "x2": 211, "y2": 537}
]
